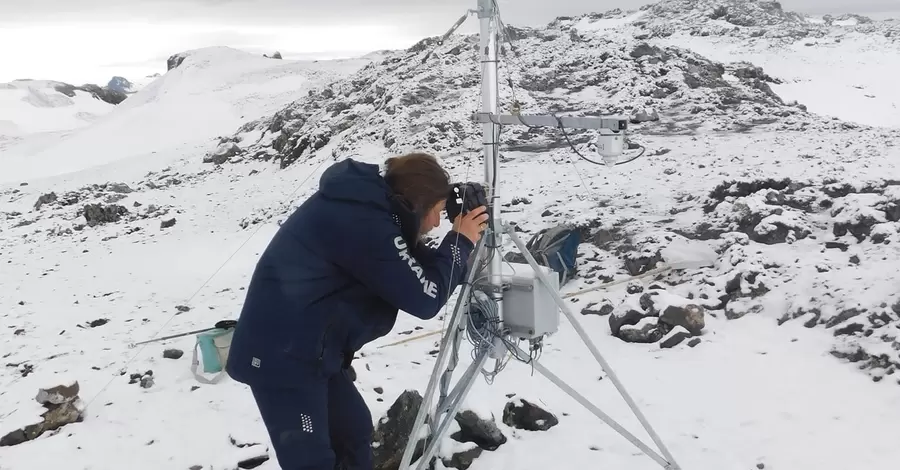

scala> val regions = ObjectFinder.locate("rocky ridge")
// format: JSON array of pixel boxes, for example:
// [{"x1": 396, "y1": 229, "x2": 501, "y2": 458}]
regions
[
  {"x1": 212, "y1": 13, "x2": 848, "y2": 178},
  {"x1": 569, "y1": 0, "x2": 900, "y2": 44}
]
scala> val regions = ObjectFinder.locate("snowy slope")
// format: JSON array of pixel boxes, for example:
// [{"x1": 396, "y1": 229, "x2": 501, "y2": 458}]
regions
[
  {"x1": 0, "y1": 80, "x2": 119, "y2": 164},
  {"x1": 3, "y1": 3, "x2": 900, "y2": 470},
  {"x1": 0, "y1": 47, "x2": 373, "y2": 186}
]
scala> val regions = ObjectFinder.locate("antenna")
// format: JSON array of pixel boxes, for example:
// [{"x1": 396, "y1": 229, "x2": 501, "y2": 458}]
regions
[{"x1": 398, "y1": 2, "x2": 682, "y2": 469}]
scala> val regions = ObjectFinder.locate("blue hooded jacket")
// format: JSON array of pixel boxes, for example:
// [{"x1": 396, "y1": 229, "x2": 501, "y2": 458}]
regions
[{"x1": 225, "y1": 158, "x2": 474, "y2": 387}]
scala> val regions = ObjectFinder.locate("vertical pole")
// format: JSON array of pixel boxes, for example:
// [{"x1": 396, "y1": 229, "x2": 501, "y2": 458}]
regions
[{"x1": 478, "y1": 0, "x2": 503, "y2": 311}]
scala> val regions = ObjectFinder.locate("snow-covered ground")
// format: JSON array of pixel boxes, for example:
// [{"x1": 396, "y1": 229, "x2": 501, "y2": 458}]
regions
[{"x1": 3, "y1": 1, "x2": 900, "y2": 469}]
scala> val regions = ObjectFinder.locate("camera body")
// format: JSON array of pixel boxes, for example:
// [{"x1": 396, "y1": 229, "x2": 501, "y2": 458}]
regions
[{"x1": 446, "y1": 182, "x2": 490, "y2": 222}]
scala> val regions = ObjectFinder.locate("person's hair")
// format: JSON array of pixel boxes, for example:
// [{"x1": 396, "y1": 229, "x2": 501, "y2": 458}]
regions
[{"x1": 384, "y1": 152, "x2": 451, "y2": 216}]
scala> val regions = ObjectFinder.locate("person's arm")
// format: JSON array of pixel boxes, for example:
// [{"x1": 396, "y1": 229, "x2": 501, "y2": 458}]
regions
[{"x1": 330, "y1": 218, "x2": 474, "y2": 319}]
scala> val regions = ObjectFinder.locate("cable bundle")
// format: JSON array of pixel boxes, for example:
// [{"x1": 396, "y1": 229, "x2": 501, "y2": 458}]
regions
[{"x1": 465, "y1": 286, "x2": 544, "y2": 384}]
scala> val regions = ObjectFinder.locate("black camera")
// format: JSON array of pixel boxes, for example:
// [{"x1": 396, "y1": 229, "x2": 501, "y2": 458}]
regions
[{"x1": 446, "y1": 182, "x2": 489, "y2": 222}]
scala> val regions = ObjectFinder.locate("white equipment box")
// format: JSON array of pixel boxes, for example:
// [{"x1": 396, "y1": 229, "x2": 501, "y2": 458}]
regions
[{"x1": 498, "y1": 262, "x2": 560, "y2": 339}]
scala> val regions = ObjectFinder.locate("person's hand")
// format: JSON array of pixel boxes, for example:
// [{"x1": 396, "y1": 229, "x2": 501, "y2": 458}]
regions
[{"x1": 453, "y1": 206, "x2": 489, "y2": 244}]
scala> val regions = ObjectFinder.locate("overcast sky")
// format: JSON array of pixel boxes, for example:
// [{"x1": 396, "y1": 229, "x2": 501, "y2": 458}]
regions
[{"x1": 1, "y1": 0, "x2": 896, "y2": 84}]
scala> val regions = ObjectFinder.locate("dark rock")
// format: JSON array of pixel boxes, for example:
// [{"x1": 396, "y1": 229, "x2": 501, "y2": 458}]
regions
[
  {"x1": 626, "y1": 281, "x2": 644, "y2": 294},
  {"x1": 725, "y1": 301, "x2": 763, "y2": 320},
  {"x1": 88, "y1": 318, "x2": 109, "y2": 328},
  {"x1": 160, "y1": 218, "x2": 177, "y2": 229},
  {"x1": 167, "y1": 53, "x2": 187, "y2": 70},
  {"x1": 825, "y1": 308, "x2": 863, "y2": 328},
  {"x1": 163, "y1": 349, "x2": 184, "y2": 359},
  {"x1": 825, "y1": 242, "x2": 849, "y2": 251},
  {"x1": 83, "y1": 203, "x2": 128, "y2": 226},
  {"x1": 34, "y1": 192, "x2": 57, "y2": 210},
  {"x1": 176, "y1": 305, "x2": 191, "y2": 313},
  {"x1": 619, "y1": 319, "x2": 665, "y2": 343},
  {"x1": 581, "y1": 300, "x2": 614, "y2": 316},
  {"x1": 639, "y1": 292, "x2": 659, "y2": 314},
  {"x1": 660, "y1": 327, "x2": 691, "y2": 348},
  {"x1": 0, "y1": 383, "x2": 83, "y2": 447},
  {"x1": 237, "y1": 454, "x2": 270, "y2": 469},
  {"x1": 372, "y1": 390, "x2": 428, "y2": 470},
  {"x1": 833, "y1": 216, "x2": 879, "y2": 242},
  {"x1": 451, "y1": 410, "x2": 507, "y2": 451},
  {"x1": 687, "y1": 337, "x2": 701, "y2": 347},
  {"x1": 107, "y1": 76, "x2": 133, "y2": 93},
  {"x1": 659, "y1": 304, "x2": 705, "y2": 335},
  {"x1": 502, "y1": 399, "x2": 559, "y2": 431},
  {"x1": 442, "y1": 447, "x2": 482, "y2": 470},
  {"x1": 609, "y1": 305, "x2": 650, "y2": 337},
  {"x1": 624, "y1": 252, "x2": 662, "y2": 276}
]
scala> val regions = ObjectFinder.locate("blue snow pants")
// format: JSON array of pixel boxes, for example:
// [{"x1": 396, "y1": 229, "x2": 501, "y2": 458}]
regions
[{"x1": 250, "y1": 368, "x2": 373, "y2": 470}]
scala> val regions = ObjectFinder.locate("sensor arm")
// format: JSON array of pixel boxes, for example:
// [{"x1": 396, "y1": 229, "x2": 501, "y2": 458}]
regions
[{"x1": 472, "y1": 112, "x2": 627, "y2": 131}]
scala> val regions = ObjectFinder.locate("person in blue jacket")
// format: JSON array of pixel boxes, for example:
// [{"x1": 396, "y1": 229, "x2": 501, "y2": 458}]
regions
[{"x1": 225, "y1": 152, "x2": 488, "y2": 470}]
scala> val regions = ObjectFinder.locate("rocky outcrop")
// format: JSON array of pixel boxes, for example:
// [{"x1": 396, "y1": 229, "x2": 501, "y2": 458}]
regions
[
  {"x1": 1, "y1": 382, "x2": 84, "y2": 447},
  {"x1": 53, "y1": 82, "x2": 127, "y2": 105},
  {"x1": 214, "y1": 8, "x2": 831, "y2": 180}
]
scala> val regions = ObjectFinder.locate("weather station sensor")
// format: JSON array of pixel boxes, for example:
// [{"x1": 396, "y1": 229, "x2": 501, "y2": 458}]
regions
[{"x1": 595, "y1": 117, "x2": 628, "y2": 165}]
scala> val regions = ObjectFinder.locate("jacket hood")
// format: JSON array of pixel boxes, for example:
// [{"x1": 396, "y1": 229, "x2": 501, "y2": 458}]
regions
[
  {"x1": 318, "y1": 158, "x2": 421, "y2": 238},
  {"x1": 319, "y1": 158, "x2": 391, "y2": 210}
]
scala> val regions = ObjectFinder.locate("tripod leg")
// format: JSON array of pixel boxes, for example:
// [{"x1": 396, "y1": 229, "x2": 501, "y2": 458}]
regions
[
  {"x1": 398, "y1": 236, "x2": 489, "y2": 470},
  {"x1": 413, "y1": 345, "x2": 492, "y2": 470},
  {"x1": 504, "y1": 225, "x2": 682, "y2": 470},
  {"x1": 509, "y1": 344, "x2": 672, "y2": 468}
]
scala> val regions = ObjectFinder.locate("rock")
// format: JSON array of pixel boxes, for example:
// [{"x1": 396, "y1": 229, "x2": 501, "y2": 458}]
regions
[
  {"x1": 626, "y1": 280, "x2": 644, "y2": 294},
  {"x1": 87, "y1": 318, "x2": 109, "y2": 328},
  {"x1": 624, "y1": 251, "x2": 662, "y2": 276},
  {"x1": 688, "y1": 337, "x2": 701, "y2": 347},
  {"x1": 83, "y1": 203, "x2": 128, "y2": 226},
  {"x1": 609, "y1": 299, "x2": 651, "y2": 337},
  {"x1": 372, "y1": 390, "x2": 428, "y2": 470},
  {"x1": 581, "y1": 300, "x2": 615, "y2": 316},
  {"x1": 502, "y1": 398, "x2": 558, "y2": 431},
  {"x1": 140, "y1": 375, "x2": 154, "y2": 389},
  {"x1": 107, "y1": 183, "x2": 133, "y2": 193},
  {"x1": 630, "y1": 107, "x2": 660, "y2": 123},
  {"x1": 660, "y1": 326, "x2": 691, "y2": 348},
  {"x1": 167, "y1": 53, "x2": 187, "y2": 70},
  {"x1": 35, "y1": 381, "x2": 80, "y2": 405},
  {"x1": 442, "y1": 445, "x2": 482, "y2": 470},
  {"x1": 619, "y1": 317, "x2": 665, "y2": 343},
  {"x1": 34, "y1": 192, "x2": 57, "y2": 210},
  {"x1": 204, "y1": 142, "x2": 241, "y2": 164},
  {"x1": 451, "y1": 410, "x2": 507, "y2": 451},
  {"x1": 0, "y1": 384, "x2": 84, "y2": 447},
  {"x1": 163, "y1": 349, "x2": 184, "y2": 360},
  {"x1": 725, "y1": 298, "x2": 764, "y2": 320},
  {"x1": 238, "y1": 454, "x2": 270, "y2": 469},
  {"x1": 160, "y1": 218, "x2": 177, "y2": 229},
  {"x1": 176, "y1": 305, "x2": 191, "y2": 313},
  {"x1": 659, "y1": 304, "x2": 705, "y2": 335}
]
